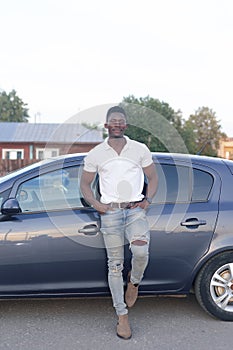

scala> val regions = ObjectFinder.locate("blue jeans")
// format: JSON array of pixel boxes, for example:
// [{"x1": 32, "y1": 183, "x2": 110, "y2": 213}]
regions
[{"x1": 100, "y1": 207, "x2": 150, "y2": 316}]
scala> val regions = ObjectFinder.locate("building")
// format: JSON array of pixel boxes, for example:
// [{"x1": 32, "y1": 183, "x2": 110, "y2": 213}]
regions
[
  {"x1": 218, "y1": 138, "x2": 233, "y2": 160},
  {"x1": 0, "y1": 122, "x2": 103, "y2": 160}
]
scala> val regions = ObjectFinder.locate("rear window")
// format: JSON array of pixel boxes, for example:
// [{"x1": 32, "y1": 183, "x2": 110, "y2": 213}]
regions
[{"x1": 154, "y1": 164, "x2": 213, "y2": 204}]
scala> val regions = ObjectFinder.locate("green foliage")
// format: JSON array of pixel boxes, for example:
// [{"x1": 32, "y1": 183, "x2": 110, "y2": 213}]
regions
[
  {"x1": 122, "y1": 95, "x2": 183, "y2": 130},
  {"x1": 82, "y1": 122, "x2": 108, "y2": 139},
  {"x1": 120, "y1": 95, "x2": 187, "y2": 153},
  {"x1": 120, "y1": 96, "x2": 226, "y2": 156},
  {"x1": 82, "y1": 122, "x2": 100, "y2": 130},
  {"x1": 183, "y1": 107, "x2": 226, "y2": 156},
  {"x1": 0, "y1": 89, "x2": 30, "y2": 122}
]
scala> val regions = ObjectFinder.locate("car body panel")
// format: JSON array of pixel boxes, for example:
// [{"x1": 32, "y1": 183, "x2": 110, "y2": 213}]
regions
[{"x1": 0, "y1": 209, "x2": 108, "y2": 294}]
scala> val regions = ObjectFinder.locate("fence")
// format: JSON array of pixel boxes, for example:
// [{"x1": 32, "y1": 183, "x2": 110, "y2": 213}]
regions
[{"x1": 0, "y1": 159, "x2": 38, "y2": 176}]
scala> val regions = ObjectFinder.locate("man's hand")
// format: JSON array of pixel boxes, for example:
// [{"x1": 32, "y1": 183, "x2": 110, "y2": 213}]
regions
[
  {"x1": 131, "y1": 198, "x2": 150, "y2": 210},
  {"x1": 92, "y1": 201, "x2": 113, "y2": 214}
]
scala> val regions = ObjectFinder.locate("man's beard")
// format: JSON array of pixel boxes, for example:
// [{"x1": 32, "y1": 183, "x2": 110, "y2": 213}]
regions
[{"x1": 111, "y1": 134, "x2": 124, "y2": 138}]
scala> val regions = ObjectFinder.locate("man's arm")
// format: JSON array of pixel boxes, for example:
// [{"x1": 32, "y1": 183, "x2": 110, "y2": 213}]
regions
[
  {"x1": 80, "y1": 170, "x2": 111, "y2": 214},
  {"x1": 135, "y1": 163, "x2": 158, "y2": 210},
  {"x1": 143, "y1": 163, "x2": 158, "y2": 200}
]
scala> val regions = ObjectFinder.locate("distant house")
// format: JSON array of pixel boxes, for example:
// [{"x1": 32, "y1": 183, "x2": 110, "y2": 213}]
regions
[
  {"x1": 218, "y1": 138, "x2": 233, "y2": 160},
  {"x1": 0, "y1": 122, "x2": 103, "y2": 160}
]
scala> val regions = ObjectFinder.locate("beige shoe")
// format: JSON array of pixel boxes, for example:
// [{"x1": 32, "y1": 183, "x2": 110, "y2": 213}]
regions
[
  {"x1": 125, "y1": 276, "x2": 139, "y2": 308},
  {"x1": 116, "y1": 314, "x2": 132, "y2": 340}
]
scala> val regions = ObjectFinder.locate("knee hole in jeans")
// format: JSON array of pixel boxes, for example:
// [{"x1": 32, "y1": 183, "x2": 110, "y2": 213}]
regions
[
  {"x1": 108, "y1": 261, "x2": 124, "y2": 275},
  {"x1": 131, "y1": 240, "x2": 147, "y2": 246}
]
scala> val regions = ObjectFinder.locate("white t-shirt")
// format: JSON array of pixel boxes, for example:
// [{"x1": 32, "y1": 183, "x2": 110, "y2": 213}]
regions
[{"x1": 83, "y1": 136, "x2": 153, "y2": 204}]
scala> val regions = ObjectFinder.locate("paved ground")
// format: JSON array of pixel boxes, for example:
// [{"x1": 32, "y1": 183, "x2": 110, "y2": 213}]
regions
[{"x1": 0, "y1": 295, "x2": 232, "y2": 350}]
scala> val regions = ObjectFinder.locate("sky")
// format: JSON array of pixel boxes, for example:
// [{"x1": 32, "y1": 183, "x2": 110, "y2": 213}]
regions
[{"x1": 0, "y1": 0, "x2": 233, "y2": 134}]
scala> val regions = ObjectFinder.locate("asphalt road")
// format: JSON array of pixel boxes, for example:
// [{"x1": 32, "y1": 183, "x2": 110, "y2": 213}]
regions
[{"x1": 0, "y1": 295, "x2": 232, "y2": 350}]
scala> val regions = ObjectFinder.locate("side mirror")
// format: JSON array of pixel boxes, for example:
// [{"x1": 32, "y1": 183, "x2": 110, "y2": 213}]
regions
[{"x1": 1, "y1": 198, "x2": 22, "y2": 215}]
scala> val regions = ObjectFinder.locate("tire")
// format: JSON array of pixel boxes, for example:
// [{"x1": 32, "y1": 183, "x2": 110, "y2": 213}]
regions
[{"x1": 195, "y1": 251, "x2": 233, "y2": 321}]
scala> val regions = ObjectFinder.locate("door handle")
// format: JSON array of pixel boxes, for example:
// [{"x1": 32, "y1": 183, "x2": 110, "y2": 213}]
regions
[
  {"x1": 78, "y1": 224, "x2": 99, "y2": 235},
  {"x1": 181, "y1": 219, "x2": 206, "y2": 228}
]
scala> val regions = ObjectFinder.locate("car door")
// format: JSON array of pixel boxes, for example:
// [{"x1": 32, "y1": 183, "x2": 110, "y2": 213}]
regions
[
  {"x1": 140, "y1": 160, "x2": 221, "y2": 293},
  {"x1": 0, "y1": 164, "x2": 108, "y2": 294}
]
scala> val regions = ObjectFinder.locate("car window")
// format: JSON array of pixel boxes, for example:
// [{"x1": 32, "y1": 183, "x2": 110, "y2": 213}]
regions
[
  {"x1": 191, "y1": 168, "x2": 213, "y2": 201},
  {"x1": 16, "y1": 166, "x2": 85, "y2": 212},
  {"x1": 0, "y1": 189, "x2": 11, "y2": 208},
  {"x1": 154, "y1": 164, "x2": 213, "y2": 204}
]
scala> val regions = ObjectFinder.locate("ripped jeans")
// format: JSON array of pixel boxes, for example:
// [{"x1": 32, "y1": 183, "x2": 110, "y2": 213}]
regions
[{"x1": 100, "y1": 207, "x2": 150, "y2": 316}]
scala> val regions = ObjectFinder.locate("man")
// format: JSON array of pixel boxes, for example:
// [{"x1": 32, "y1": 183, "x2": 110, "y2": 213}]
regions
[{"x1": 80, "y1": 106, "x2": 158, "y2": 340}]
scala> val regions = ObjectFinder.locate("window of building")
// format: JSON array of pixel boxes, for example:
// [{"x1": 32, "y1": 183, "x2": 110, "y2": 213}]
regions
[
  {"x1": 29, "y1": 145, "x2": 34, "y2": 159},
  {"x1": 2, "y1": 149, "x2": 24, "y2": 160},
  {"x1": 36, "y1": 148, "x2": 59, "y2": 160}
]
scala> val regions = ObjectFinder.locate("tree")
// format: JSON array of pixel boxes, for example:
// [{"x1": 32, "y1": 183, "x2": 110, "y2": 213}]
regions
[
  {"x1": 0, "y1": 89, "x2": 30, "y2": 122},
  {"x1": 120, "y1": 95, "x2": 187, "y2": 153},
  {"x1": 82, "y1": 122, "x2": 108, "y2": 138},
  {"x1": 182, "y1": 107, "x2": 226, "y2": 156},
  {"x1": 122, "y1": 95, "x2": 183, "y2": 131}
]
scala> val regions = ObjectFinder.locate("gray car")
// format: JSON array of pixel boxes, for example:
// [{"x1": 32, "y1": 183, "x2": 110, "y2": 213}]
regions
[{"x1": 0, "y1": 153, "x2": 233, "y2": 321}]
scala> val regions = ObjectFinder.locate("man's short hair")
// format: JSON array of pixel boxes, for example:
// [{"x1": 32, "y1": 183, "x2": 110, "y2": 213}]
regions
[{"x1": 106, "y1": 106, "x2": 127, "y2": 122}]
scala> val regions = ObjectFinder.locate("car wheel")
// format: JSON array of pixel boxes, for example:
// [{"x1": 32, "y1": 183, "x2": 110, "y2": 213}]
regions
[{"x1": 195, "y1": 251, "x2": 233, "y2": 321}]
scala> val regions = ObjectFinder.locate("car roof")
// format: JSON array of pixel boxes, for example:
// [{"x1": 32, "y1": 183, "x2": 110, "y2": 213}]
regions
[{"x1": 152, "y1": 152, "x2": 230, "y2": 167}]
